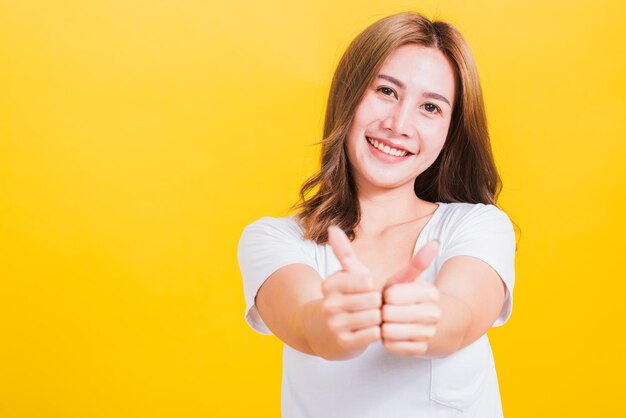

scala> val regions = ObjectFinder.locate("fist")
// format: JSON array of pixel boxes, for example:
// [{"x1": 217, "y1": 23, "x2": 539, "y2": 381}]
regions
[
  {"x1": 380, "y1": 240, "x2": 441, "y2": 356},
  {"x1": 323, "y1": 226, "x2": 382, "y2": 350},
  {"x1": 382, "y1": 279, "x2": 441, "y2": 356}
]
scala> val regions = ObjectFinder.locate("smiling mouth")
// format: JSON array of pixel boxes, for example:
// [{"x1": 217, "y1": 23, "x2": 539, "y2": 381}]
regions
[{"x1": 366, "y1": 137, "x2": 413, "y2": 157}]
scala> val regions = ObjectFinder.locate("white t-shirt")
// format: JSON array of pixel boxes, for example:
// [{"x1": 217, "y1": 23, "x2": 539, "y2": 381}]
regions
[{"x1": 238, "y1": 202, "x2": 516, "y2": 417}]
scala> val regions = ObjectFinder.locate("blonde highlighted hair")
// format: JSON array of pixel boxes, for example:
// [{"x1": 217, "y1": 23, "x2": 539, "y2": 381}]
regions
[{"x1": 295, "y1": 12, "x2": 501, "y2": 243}]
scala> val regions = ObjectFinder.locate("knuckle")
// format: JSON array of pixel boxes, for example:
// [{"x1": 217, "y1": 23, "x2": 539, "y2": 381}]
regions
[
  {"x1": 411, "y1": 325, "x2": 435, "y2": 340},
  {"x1": 424, "y1": 325, "x2": 437, "y2": 338},
  {"x1": 361, "y1": 326, "x2": 381, "y2": 345},
  {"x1": 370, "y1": 291, "x2": 383, "y2": 307},
  {"x1": 321, "y1": 296, "x2": 340, "y2": 315},
  {"x1": 381, "y1": 323, "x2": 392, "y2": 338},
  {"x1": 336, "y1": 332, "x2": 353, "y2": 348},
  {"x1": 321, "y1": 302, "x2": 335, "y2": 316},
  {"x1": 423, "y1": 312, "x2": 436, "y2": 324},
  {"x1": 412, "y1": 342, "x2": 428, "y2": 356},
  {"x1": 431, "y1": 308, "x2": 442, "y2": 322},
  {"x1": 327, "y1": 315, "x2": 344, "y2": 331},
  {"x1": 370, "y1": 326, "x2": 382, "y2": 340},
  {"x1": 411, "y1": 324, "x2": 423, "y2": 338},
  {"x1": 381, "y1": 304, "x2": 392, "y2": 322},
  {"x1": 321, "y1": 279, "x2": 334, "y2": 295},
  {"x1": 369, "y1": 309, "x2": 382, "y2": 325},
  {"x1": 383, "y1": 287, "x2": 394, "y2": 303},
  {"x1": 411, "y1": 325, "x2": 425, "y2": 340}
]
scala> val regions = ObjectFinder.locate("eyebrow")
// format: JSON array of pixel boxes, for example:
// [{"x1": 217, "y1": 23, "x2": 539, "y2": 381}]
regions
[{"x1": 377, "y1": 74, "x2": 452, "y2": 107}]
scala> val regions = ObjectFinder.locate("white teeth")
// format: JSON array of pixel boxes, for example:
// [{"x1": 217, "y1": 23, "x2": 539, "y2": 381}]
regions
[{"x1": 367, "y1": 137, "x2": 408, "y2": 157}]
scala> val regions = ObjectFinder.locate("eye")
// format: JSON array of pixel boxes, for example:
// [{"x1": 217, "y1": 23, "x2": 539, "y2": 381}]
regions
[
  {"x1": 376, "y1": 86, "x2": 397, "y2": 99},
  {"x1": 422, "y1": 103, "x2": 441, "y2": 114}
]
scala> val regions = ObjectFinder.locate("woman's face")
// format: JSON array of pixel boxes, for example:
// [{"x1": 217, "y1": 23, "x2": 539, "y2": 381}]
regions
[{"x1": 346, "y1": 44, "x2": 456, "y2": 193}]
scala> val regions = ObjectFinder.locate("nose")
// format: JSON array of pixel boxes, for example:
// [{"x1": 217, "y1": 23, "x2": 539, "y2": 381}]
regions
[{"x1": 381, "y1": 101, "x2": 415, "y2": 138}]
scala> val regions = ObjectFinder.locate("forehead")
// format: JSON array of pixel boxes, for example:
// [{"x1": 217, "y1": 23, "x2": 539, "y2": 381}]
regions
[{"x1": 378, "y1": 44, "x2": 456, "y2": 101}]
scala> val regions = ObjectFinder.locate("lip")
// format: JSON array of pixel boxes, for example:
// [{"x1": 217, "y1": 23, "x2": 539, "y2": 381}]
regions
[
  {"x1": 365, "y1": 136, "x2": 413, "y2": 161},
  {"x1": 366, "y1": 136, "x2": 415, "y2": 154}
]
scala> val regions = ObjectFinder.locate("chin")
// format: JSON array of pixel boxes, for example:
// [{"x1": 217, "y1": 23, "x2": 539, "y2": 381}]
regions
[{"x1": 359, "y1": 173, "x2": 416, "y2": 191}]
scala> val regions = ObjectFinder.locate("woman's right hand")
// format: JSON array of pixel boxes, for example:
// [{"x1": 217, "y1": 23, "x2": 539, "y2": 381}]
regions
[{"x1": 322, "y1": 226, "x2": 383, "y2": 351}]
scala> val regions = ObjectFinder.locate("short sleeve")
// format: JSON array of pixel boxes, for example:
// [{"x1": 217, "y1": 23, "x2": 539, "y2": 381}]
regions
[
  {"x1": 439, "y1": 205, "x2": 516, "y2": 327},
  {"x1": 237, "y1": 217, "x2": 317, "y2": 335}
]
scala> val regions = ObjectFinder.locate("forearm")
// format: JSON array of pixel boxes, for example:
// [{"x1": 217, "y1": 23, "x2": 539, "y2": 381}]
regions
[
  {"x1": 423, "y1": 291, "x2": 473, "y2": 358},
  {"x1": 423, "y1": 256, "x2": 507, "y2": 358}
]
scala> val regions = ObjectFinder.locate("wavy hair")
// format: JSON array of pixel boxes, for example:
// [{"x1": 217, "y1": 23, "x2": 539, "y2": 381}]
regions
[{"x1": 295, "y1": 12, "x2": 501, "y2": 243}]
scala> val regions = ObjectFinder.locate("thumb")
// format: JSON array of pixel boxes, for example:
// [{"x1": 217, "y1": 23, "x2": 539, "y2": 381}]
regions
[
  {"x1": 385, "y1": 240, "x2": 439, "y2": 287},
  {"x1": 327, "y1": 225, "x2": 370, "y2": 274}
]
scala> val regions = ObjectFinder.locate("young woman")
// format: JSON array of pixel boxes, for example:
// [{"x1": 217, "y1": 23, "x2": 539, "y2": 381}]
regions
[{"x1": 238, "y1": 11, "x2": 515, "y2": 417}]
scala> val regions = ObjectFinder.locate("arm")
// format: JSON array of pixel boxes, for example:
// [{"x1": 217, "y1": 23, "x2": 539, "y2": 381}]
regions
[
  {"x1": 382, "y1": 205, "x2": 515, "y2": 357},
  {"x1": 430, "y1": 256, "x2": 506, "y2": 355},
  {"x1": 256, "y1": 264, "x2": 381, "y2": 360},
  {"x1": 382, "y1": 255, "x2": 506, "y2": 357},
  {"x1": 255, "y1": 227, "x2": 383, "y2": 361}
]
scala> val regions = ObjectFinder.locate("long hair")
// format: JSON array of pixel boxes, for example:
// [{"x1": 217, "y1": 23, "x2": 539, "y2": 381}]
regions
[{"x1": 295, "y1": 12, "x2": 501, "y2": 244}]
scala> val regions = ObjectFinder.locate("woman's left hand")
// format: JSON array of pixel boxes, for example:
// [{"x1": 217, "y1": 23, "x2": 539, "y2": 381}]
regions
[{"x1": 381, "y1": 241, "x2": 441, "y2": 356}]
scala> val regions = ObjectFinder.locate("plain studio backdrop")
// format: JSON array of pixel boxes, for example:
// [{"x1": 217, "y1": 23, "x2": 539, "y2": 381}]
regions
[{"x1": 1, "y1": 0, "x2": 625, "y2": 417}]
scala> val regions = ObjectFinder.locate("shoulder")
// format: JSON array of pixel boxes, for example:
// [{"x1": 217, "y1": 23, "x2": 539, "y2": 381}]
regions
[
  {"x1": 432, "y1": 202, "x2": 516, "y2": 267},
  {"x1": 438, "y1": 202, "x2": 509, "y2": 219},
  {"x1": 435, "y1": 202, "x2": 513, "y2": 231},
  {"x1": 427, "y1": 202, "x2": 515, "y2": 252},
  {"x1": 238, "y1": 216, "x2": 317, "y2": 335},
  {"x1": 238, "y1": 215, "x2": 317, "y2": 275},
  {"x1": 240, "y1": 216, "x2": 306, "y2": 242},
  {"x1": 434, "y1": 203, "x2": 517, "y2": 327},
  {"x1": 238, "y1": 216, "x2": 313, "y2": 258}
]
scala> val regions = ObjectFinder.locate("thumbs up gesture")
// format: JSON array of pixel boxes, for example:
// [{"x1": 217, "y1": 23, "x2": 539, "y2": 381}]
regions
[
  {"x1": 381, "y1": 240, "x2": 441, "y2": 356},
  {"x1": 326, "y1": 226, "x2": 441, "y2": 357},
  {"x1": 321, "y1": 226, "x2": 383, "y2": 352}
]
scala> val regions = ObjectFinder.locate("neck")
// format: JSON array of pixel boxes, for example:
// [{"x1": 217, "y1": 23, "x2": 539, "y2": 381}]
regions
[{"x1": 355, "y1": 181, "x2": 437, "y2": 235}]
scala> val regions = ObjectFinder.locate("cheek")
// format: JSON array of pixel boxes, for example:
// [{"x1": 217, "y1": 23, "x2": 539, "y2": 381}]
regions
[
  {"x1": 346, "y1": 123, "x2": 361, "y2": 155},
  {"x1": 425, "y1": 120, "x2": 451, "y2": 146},
  {"x1": 435, "y1": 126, "x2": 450, "y2": 148},
  {"x1": 346, "y1": 105, "x2": 376, "y2": 152},
  {"x1": 416, "y1": 123, "x2": 449, "y2": 164},
  {"x1": 352, "y1": 94, "x2": 384, "y2": 127},
  {"x1": 345, "y1": 127, "x2": 364, "y2": 169}
]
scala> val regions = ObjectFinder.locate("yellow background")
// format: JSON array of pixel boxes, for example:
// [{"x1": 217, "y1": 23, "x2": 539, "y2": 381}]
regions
[{"x1": 1, "y1": 0, "x2": 624, "y2": 416}]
